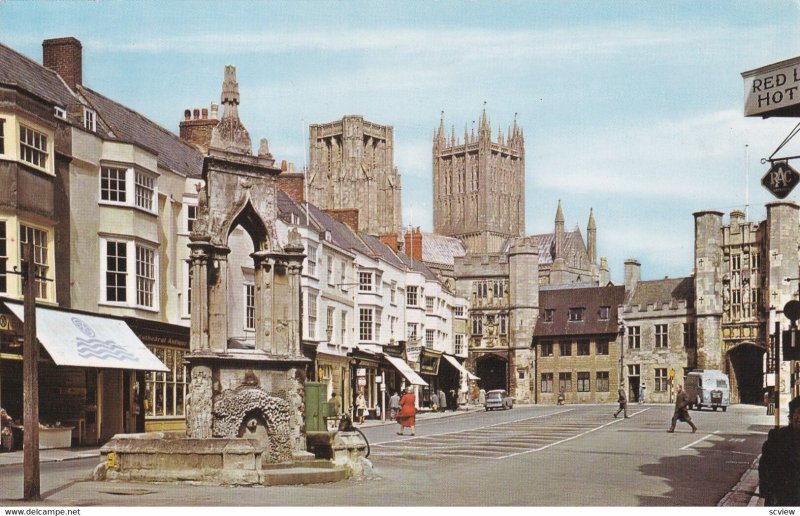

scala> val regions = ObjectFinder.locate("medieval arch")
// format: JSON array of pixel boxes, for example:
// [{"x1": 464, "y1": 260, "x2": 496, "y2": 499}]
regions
[
  {"x1": 726, "y1": 341, "x2": 766, "y2": 405},
  {"x1": 475, "y1": 353, "x2": 509, "y2": 392}
]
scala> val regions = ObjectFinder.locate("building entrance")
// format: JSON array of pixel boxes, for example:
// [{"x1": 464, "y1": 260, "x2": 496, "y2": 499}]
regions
[
  {"x1": 475, "y1": 355, "x2": 508, "y2": 392},
  {"x1": 727, "y1": 343, "x2": 765, "y2": 404}
]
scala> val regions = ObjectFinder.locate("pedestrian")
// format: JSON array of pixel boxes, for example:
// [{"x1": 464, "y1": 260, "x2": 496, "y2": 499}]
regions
[
  {"x1": 328, "y1": 391, "x2": 342, "y2": 415},
  {"x1": 667, "y1": 384, "x2": 697, "y2": 433},
  {"x1": 613, "y1": 381, "x2": 628, "y2": 418},
  {"x1": 478, "y1": 388, "x2": 486, "y2": 407},
  {"x1": 431, "y1": 391, "x2": 440, "y2": 412},
  {"x1": 458, "y1": 389, "x2": 467, "y2": 409},
  {"x1": 438, "y1": 388, "x2": 447, "y2": 412},
  {"x1": 639, "y1": 384, "x2": 646, "y2": 405},
  {"x1": 396, "y1": 386, "x2": 417, "y2": 436},
  {"x1": 557, "y1": 388, "x2": 566, "y2": 406},
  {"x1": 389, "y1": 391, "x2": 401, "y2": 420},
  {"x1": 449, "y1": 389, "x2": 457, "y2": 411},
  {"x1": 759, "y1": 395, "x2": 800, "y2": 506},
  {"x1": 355, "y1": 390, "x2": 367, "y2": 425}
]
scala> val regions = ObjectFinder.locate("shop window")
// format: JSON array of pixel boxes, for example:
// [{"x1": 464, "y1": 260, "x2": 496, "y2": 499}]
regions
[{"x1": 145, "y1": 347, "x2": 187, "y2": 418}]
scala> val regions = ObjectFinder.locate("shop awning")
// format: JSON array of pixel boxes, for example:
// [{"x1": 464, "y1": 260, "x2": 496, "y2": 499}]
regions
[
  {"x1": 382, "y1": 354, "x2": 428, "y2": 386},
  {"x1": 443, "y1": 354, "x2": 479, "y2": 380},
  {"x1": 4, "y1": 302, "x2": 168, "y2": 372}
]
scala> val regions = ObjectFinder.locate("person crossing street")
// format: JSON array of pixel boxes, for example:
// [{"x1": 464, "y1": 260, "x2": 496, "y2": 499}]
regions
[{"x1": 667, "y1": 384, "x2": 697, "y2": 433}]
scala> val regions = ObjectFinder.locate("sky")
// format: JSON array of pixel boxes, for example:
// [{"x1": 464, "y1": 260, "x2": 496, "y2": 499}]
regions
[{"x1": 3, "y1": 0, "x2": 800, "y2": 284}]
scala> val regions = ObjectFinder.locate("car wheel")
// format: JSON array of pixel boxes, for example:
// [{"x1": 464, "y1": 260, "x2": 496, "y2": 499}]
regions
[
  {"x1": 722, "y1": 406, "x2": 727, "y2": 412},
  {"x1": 713, "y1": 406, "x2": 718, "y2": 411}
]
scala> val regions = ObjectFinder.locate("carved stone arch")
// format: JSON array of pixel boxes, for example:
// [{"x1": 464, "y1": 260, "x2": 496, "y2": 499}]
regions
[
  {"x1": 212, "y1": 386, "x2": 293, "y2": 464},
  {"x1": 223, "y1": 197, "x2": 272, "y2": 252}
]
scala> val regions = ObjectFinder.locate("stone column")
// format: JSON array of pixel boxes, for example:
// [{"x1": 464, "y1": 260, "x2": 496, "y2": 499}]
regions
[
  {"x1": 207, "y1": 246, "x2": 230, "y2": 352},
  {"x1": 251, "y1": 251, "x2": 274, "y2": 353},
  {"x1": 286, "y1": 260, "x2": 304, "y2": 357},
  {"x1": 186, "y1": 365, "x2": 213, "y2": 438},
  {"x1": 188, "y1": 242, "x2": 210, "y2": 352}
]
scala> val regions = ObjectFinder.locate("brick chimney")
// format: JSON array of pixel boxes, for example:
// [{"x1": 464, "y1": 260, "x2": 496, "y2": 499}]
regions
[
  {"x1": 325, "y1": 209, "x2": 359, "y2": 232},
  {"x1": 179, "y1": 103, "x2": 219, "y2": 152},
  {"x1": 276, "y1": 168, "x2": 306, "y2": 204},
  {"x1": 379, "y1": 233, "x2": 400, "y2": 251},
  {"x1": 404, "y1": 227, "x2": 423, "y2": 261},
  {"x1": 43, "y1": 37, "x2": 83, "y2": 90}
]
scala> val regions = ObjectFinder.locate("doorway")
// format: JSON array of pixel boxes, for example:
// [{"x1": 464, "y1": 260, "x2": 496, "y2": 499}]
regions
[
  {"x1": 727, "y1": 343, "x2": 765, "y2": 404},
  {"x1": 475, "y1": 355, "x2": 508, "y2": 391}
]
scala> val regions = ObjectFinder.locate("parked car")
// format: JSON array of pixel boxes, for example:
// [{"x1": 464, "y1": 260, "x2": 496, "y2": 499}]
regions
[
  {"x1": 685, "y1": 369, "x2": 730, "y2": 412},
  {"x1": 484, "y1": 389, "x2": 513, "y2": 410}
]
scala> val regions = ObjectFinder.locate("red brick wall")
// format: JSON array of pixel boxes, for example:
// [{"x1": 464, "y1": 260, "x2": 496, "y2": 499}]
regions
[
  {"x1": 276, "y1": 172, "x2": 305, "y2": 203},
  {"x1": 379, "y1": 233, "x2": 399, "y2": 251},
  {"x1": 43, "y1": 37, "x2": 82, "y2": 90},
  {"x1": 404, "y1": 228, "x2": 423, "y2": 261},
  {"x1": 325, "y1": 209, "x2": 359, "y2": 232}
]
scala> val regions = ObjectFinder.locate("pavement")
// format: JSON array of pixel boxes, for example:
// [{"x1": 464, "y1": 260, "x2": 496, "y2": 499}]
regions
[{"x1": 0, "y1": 402, "x2": 766, "y2": 507}]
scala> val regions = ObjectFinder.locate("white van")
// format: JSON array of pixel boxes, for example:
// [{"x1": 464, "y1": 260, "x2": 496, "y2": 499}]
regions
[{"x1": 684, "y1": 369, "x2": 730, "y2": 412}]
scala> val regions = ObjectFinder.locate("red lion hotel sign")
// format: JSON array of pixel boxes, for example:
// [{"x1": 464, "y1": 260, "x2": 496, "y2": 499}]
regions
[{"x1": 743, "y1": 56, "x2": 800, "y2": 117}]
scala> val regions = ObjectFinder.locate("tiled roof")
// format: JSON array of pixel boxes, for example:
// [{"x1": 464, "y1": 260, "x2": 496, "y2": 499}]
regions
[
  {"x1": 0, "y1": 42, "x2": 77, "y2": 107},
  {"x1": 420, "y1": 232, "x2": 466, "y2": 266},
  {"x1": 78, "y1": 86, "x2": 204, "y2": 178},
  {"x1": 527, "y1": 229, "x2": 585, "y2": 265},
  {"x1": 395, "y1": 250, "x2": 439, "y2": 281},
  {"x1": 360, "y1": 233, "x2": 407, "y2": 270},
  {"x1": 306, "y1": 203, "x2": 372, "y2": 256},
  {"x1": 534, "y1": 285, "x2": 625, "y2": 337},
  {"x1": 629, "y1": 277, "x2": 695, "y2": 309}
]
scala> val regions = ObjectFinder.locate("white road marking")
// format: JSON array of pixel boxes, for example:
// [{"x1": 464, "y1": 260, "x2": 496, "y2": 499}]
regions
[
  {"x1": 680, "y1": 430, "x2": 720, "y2": 450},
  {"x1": 493, "y1": 408, "x2": 650, "y2": 460}
]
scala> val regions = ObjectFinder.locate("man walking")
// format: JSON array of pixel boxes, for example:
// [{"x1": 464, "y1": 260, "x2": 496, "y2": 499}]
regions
[
  {"x1": 389, "y1": 391, "x2": 401, "y2": 420},
  {"x1": 613, "y1": 381, "x2": 628, "y2": 418},
  {"x1": 668, "y1": 384, "x2": 697, "y2": 433}
]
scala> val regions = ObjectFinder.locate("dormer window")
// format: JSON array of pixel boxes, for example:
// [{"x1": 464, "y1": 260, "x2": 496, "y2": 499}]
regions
[
  {"x1": 543, "y1": 309, "x2": 555, "y2": 322},
  {"x1": 83, "y1": 107, "x2": 96, "y2": 132},
  {"x1": 54, "y1": 107, "x2": 67, "y2": 120},
  {"x1": 568, "y1": 307, "x2": 585, "y2": 322}
]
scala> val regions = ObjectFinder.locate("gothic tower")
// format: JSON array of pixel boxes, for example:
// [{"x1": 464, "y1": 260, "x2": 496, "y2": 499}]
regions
[
  {"x1": 432, "y1": 108, "x2": 525, "y2": 253},
  {"x1": 307, "y1": 116, "x2": 402, "y2": 236}
]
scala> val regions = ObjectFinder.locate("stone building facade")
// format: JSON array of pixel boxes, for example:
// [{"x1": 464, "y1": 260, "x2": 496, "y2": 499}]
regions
[
  {"x1": 307, "y1": 116, "x2": 402, "y2": 237},
  {"x1": 432, "y1": 110, "x2": 525, "y2": 254},
  {"x1": 694, "y1": 204, "x2": 799, "y2": 405},
  {"x1": 620, "y1": 260, "x2": 696, "y2": 404}
]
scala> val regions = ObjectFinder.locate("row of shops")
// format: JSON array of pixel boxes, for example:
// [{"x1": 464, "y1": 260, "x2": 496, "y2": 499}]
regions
[
  {"x1": 0, "y1": 298, "x2": 476, "y2": 449},
  {"x1": 308, "y1": 340, "x2": 478, "y2": 420}
]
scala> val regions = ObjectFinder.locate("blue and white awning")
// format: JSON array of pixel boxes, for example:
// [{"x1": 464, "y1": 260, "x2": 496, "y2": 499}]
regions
[{"x1": 4, "y1": 302, "x2": 168, "y2": 372}]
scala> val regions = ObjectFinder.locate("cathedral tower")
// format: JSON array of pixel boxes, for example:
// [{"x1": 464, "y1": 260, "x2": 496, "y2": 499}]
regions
[
  {"x1": 432, "y1": 109, "x2": 525, "y2": 253},
  {"x1": 307, "y1": 116, "x2": 402, "y2": 236}
]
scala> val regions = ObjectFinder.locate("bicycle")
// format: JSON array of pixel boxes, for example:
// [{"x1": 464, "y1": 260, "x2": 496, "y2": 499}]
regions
[{"x1": 332, "y1": 412, "x2": 370, "y2": 458}]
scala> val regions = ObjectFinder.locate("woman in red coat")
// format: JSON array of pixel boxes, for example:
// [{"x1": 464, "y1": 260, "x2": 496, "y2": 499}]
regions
[{"x1": 396, "y1": 387, "x2": 417, "y2": 436}]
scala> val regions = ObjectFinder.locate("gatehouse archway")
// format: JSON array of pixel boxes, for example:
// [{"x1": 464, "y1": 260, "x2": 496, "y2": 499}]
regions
[
  {"x1": 475, "y1": 354, "x2": 508, "y2": 392},
  {"x1": 727, "y1": 342, "x2": 765, "y2": 405}
]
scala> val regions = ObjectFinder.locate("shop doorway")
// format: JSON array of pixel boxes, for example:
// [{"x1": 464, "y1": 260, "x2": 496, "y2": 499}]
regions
[{"x1": 727, "y1": 343, "x2": 765, "y2": 404}]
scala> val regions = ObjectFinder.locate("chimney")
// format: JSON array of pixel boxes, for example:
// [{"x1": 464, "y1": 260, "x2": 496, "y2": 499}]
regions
[
  {"x1": 379, "y1": 233, "x2": 400, "y2": 252},
  {"x1": 276, "y1": 172, "x2": 305, "y2": 204},
  {"x1": 43, "y1": 37, "x2": 82, "y2": 90},
  {"x1": 179, "y1": 103, "x2": 219, "y2": 153},
  {"x1": 404, "y1": 227, "x2": 423, "y2": 261},
  {"x1": 624, "y1": 259, "x2": 641, "y2": 293},
  {"x1": 325, "y1": 209, "x2": 359, "y2": 232}
]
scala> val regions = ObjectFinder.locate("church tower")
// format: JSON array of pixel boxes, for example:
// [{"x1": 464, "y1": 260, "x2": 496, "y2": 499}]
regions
[
  {"x1": 307, "y1": 116, "x2": 402, "y2": 236},
  {"x1": 432, "y1": 108, "x2": 525, "y2": 253}
]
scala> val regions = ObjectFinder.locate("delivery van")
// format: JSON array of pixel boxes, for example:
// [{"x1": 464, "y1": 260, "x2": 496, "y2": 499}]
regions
[{"x1": 684, "y1": 369, "x2": 730, "y2": 412}]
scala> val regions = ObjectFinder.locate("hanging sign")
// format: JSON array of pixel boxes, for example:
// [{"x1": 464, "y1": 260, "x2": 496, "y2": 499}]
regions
[
  {"x1": 743, "y1": 56, "x2": 800, "y2": 117},
  {"x1": 761, "y1": 161, "x2": 800, "y2": 199}
]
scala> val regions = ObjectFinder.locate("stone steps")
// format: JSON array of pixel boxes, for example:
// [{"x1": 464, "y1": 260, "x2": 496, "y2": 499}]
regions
[{"x1": 261, "y1": 466, "x2": 346, "y2": 486}]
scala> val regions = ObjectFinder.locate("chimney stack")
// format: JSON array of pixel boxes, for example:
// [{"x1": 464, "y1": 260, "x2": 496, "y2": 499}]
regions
[
  {"x1": 179, "y1": 104, "x2": 219, "y2": 153},
  {"x1": 404, "y1": 227, "x2": 423, "y2": 261},
  {"x1": 43, "y1": 37, "x2": 82, "y2": 90}
]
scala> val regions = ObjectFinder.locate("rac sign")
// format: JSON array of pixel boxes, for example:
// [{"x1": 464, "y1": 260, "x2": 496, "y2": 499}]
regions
[{"x1": 761, "y1": 161, "x2": 800, "y2": 199}]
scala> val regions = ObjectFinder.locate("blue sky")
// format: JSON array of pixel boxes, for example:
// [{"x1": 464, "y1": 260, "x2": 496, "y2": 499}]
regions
[{"x1": 3, "y1": 0, "x2": 800, "y2": 283}]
